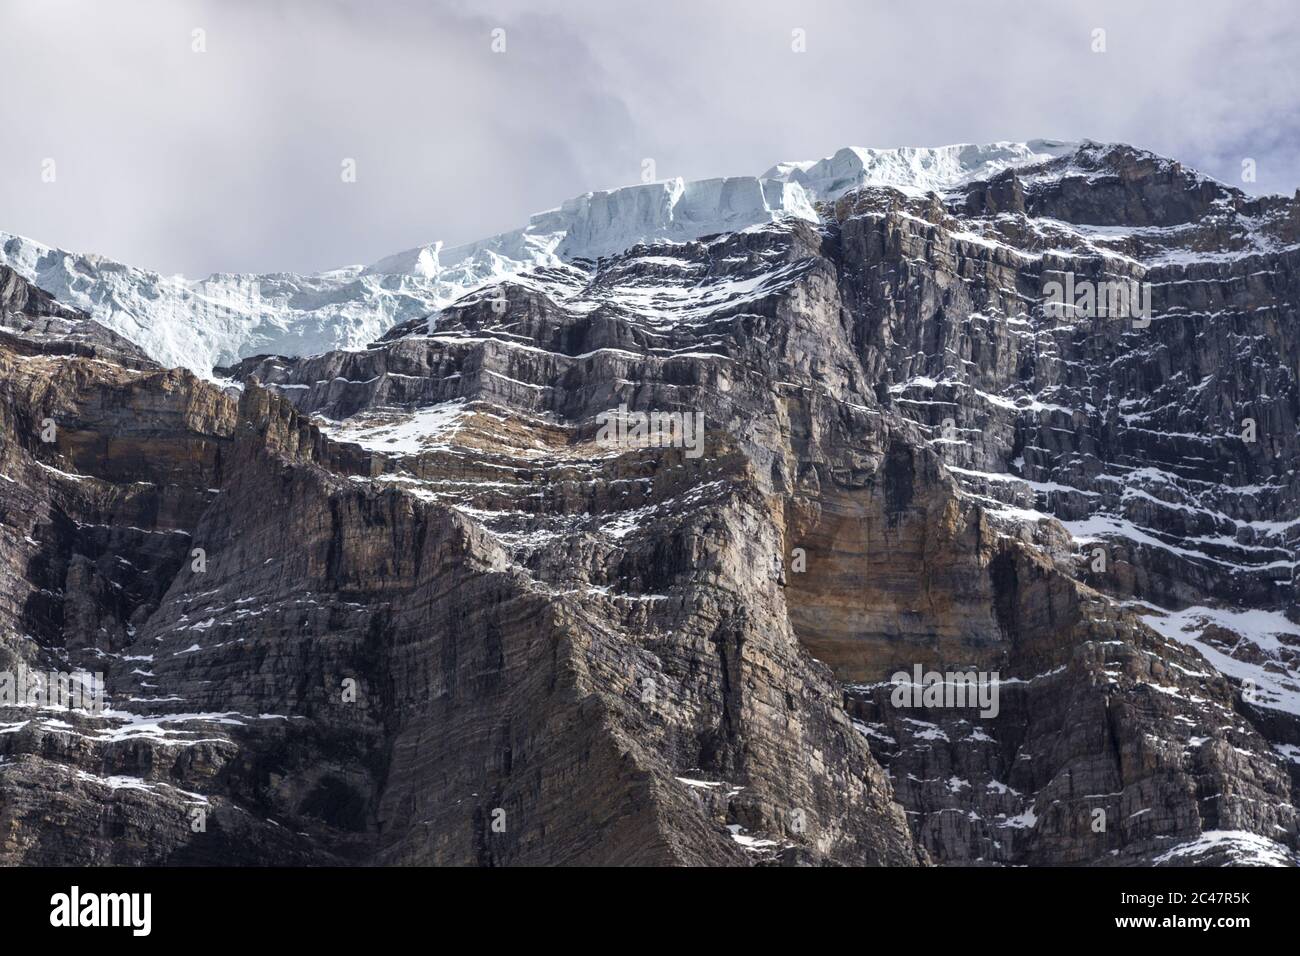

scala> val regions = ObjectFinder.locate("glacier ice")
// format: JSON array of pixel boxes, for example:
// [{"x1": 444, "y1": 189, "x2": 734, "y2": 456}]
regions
[{"x1": 0, "y1": 141, "x2": 1078, "y2": 377}]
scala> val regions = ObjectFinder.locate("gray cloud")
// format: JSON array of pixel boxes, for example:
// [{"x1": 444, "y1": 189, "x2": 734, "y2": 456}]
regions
[{"x1": 1, "y1": 0, "x2": 1296, "y2": 276}]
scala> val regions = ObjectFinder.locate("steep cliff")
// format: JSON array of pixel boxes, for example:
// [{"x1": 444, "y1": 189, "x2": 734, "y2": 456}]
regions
[{"x1": 1, "y1": 141, "x2": 1297, "y2": 866}]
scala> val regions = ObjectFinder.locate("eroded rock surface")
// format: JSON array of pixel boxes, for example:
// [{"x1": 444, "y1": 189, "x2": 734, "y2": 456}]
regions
[{"x1": 1, "y1": 141, "x2": 1298, "y2": 866}]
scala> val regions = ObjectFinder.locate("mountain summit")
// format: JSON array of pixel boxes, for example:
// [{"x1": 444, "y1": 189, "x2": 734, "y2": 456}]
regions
[{"x1": 1, "y1": 140, "x2": 1116, "y2": 376}]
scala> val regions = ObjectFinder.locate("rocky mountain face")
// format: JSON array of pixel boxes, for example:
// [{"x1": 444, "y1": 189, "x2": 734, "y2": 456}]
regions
[{"x1": 0, "y1": 141, "x2": 1297, "y2": 866}]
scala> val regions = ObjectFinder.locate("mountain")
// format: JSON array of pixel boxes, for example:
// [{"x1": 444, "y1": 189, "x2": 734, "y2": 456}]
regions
[
  {"x1": 0, "y1": 141, "x2": 1077, "y2": 377},
  {"x1": 0, "y1": 140, "x2": 1297, "y2": 865}
]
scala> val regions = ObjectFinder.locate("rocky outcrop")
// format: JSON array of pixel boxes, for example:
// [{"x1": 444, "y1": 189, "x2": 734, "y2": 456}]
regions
[
  {"x1": 0, "y1": 266, "x2": 921, "y2": 865},
  {"x1": 1, "y1": 141, "x2": 1297, "y2": 866}
]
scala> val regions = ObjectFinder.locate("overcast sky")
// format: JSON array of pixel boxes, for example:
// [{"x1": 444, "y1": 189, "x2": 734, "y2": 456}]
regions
[{"x1": 1, "y1": 0, "x2": 1296, "y2": 277}]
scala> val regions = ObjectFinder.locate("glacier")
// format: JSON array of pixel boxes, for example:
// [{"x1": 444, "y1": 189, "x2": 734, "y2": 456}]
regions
[{"x1": 0, "y1": 141, "x2": 1077, "y2": 377}]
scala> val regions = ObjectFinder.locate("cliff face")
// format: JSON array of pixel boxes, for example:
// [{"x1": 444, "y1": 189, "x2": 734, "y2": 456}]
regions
[{"x1": 1, "y1": 141, "x2": 1297, "y2": 866}]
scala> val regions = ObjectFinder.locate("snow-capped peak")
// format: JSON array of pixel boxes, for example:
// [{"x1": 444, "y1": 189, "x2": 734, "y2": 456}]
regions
[
  {"x1": 0, "y1": 140, "x2": 1082, "y2": 376},
  {"x1": 760, "y1": 140, "x2": 1079, "y2": 199},
  {"x1": 365, "y1": 174, "x2": 818, "y2": 280},
  {"x1": 370, "y1": 141, "x2": 1075, "y2": 284}
]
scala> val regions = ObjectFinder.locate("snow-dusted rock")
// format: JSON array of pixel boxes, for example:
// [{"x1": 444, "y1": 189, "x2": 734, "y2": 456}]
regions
[{"x1": 2, "y1": 138, "x2": 1300, "y2": 866}]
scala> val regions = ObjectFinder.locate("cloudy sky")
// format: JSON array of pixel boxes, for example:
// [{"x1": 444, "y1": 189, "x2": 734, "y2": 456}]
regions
[{"x1": 1, "y1": 0, "x2": 1296, "y2": 277}]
